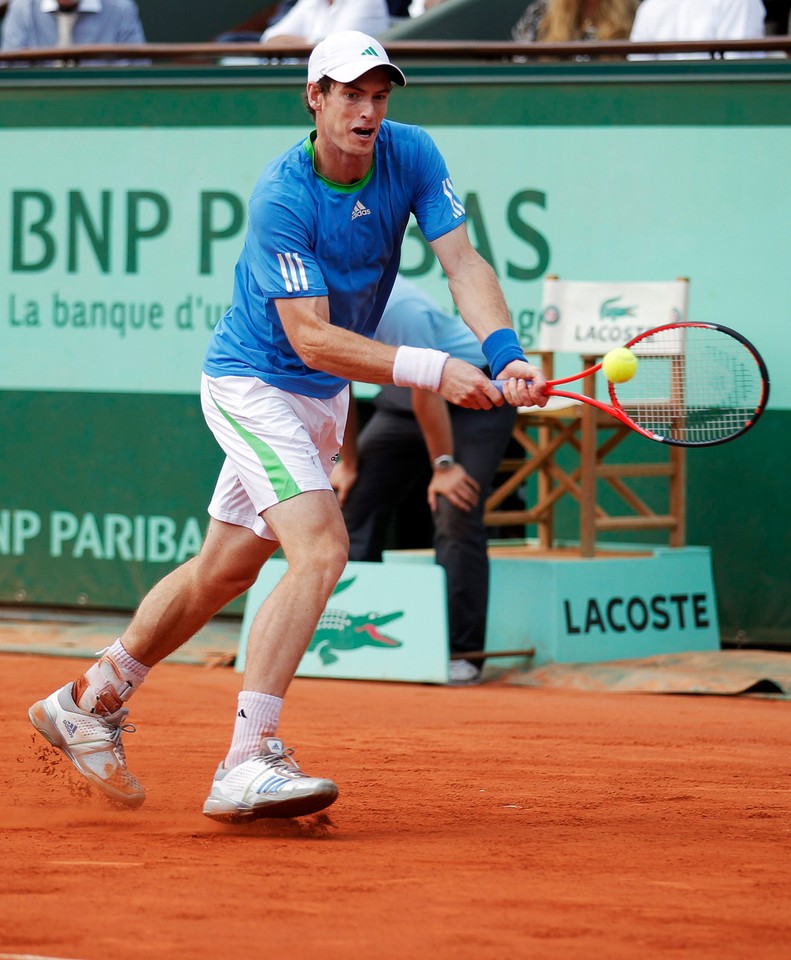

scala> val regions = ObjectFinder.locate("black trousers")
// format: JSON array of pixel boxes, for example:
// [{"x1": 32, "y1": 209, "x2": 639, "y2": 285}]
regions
[{"x1": 342, "y1": 389, "x2": 517, "y2": 657}]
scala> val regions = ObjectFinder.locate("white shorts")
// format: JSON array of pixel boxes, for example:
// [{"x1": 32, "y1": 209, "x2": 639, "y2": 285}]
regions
[{"x1": 201, "y1": 373, "x2": 349, "y2": 540}]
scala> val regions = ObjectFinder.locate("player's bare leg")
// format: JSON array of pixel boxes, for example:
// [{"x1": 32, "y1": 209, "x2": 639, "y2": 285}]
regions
[
  {"x1": 241, "y1": 490, "x2": 349, "y2": 696},
  {"x1": 29, "y1": 520, "x2": 276, "y2": 808},
  {"x1": 202, "y1": 490, "x2": 348, "y2": 822},
  {"x1": 120, "y1": 518, "x2": 278, "y2": 666}
]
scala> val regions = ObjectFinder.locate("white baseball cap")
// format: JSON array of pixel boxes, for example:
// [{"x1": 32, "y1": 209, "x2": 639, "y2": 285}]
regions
[{"x1": 307, "y1": 31, "x2": 407, "y2": 87}]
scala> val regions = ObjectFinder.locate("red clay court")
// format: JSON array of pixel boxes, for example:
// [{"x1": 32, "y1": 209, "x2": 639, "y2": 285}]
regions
[{"x1": 2, "y1": 650, "x2": 790, "y2": 960}]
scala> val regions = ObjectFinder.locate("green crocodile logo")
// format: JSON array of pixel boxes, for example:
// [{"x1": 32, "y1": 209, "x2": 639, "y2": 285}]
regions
[
  {"x1": 600, "y1": 296, "x2": 637, "y2": 320},
  {"x1": 308, "y1": 577, "x2": 404, "y2": 666}
]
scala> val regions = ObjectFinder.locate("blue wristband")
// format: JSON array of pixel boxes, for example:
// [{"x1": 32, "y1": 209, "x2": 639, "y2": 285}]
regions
[{"x1": 481, "y1": 328, "x2": 526, "y2": 379}]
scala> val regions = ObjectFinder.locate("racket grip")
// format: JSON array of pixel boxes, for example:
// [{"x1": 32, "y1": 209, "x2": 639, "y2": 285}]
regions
[{"x1": 491, "y1": 379, "x2": 533, "y2": 391}]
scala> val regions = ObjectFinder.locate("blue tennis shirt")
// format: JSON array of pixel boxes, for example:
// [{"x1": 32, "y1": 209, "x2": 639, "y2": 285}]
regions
[{"x1": 203, "y1": 120, "x2": 466, "y2": 398}]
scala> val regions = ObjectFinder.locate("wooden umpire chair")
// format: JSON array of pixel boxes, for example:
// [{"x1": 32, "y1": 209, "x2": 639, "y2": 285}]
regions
[{"x1": 485, "y1": 277, "x2": 690, "y2": 557}]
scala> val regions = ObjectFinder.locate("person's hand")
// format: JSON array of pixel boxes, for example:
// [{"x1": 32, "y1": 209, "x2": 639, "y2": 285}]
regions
[
  {"x1": 329, "y1": 460, "x2": 357, "y2": 508},
  {"x1": 428, "y1": 463, "x2": 480, "y2": 512},
  {"x1": 437, "y1": 358, "x2": 504, "y2": 410},
  {"x1": 497, "y1": 359, "x2": 548, "y2": 408}
]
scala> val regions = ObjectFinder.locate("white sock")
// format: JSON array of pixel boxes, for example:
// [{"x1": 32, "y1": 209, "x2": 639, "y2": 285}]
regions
[
  {"x1": 224, "y1": 690, "x2": 283, "y2": 769},
  {"x1": 74, "y1": 638, "x2": 150, "y2": 716}
]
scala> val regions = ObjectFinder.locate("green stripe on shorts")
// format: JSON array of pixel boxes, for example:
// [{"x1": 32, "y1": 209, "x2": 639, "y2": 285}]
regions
[{"x1": 209, "y1": 390, "x2": 302, "y2": 503}]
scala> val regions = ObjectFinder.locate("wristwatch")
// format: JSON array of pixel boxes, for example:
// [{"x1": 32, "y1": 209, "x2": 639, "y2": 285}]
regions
[{"x1": 433, "y1": 454, "x2": 455, "y2": 471}]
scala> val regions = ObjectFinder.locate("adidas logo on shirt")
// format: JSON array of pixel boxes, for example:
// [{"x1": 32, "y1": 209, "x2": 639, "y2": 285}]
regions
[
  {"x1": 351, "y1": 200, "x2": 371, "y2": 221},
  {"x1": 442, "y1": 177, "x2": 465, "y2": 219}
]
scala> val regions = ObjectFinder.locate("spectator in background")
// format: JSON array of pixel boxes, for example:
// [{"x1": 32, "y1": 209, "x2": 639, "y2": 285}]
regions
[
  {"x1": 512, "y1": 0, "x2": 638, "y2": 42},
  {"x1": 1, "y1": 0, "x2": 147, "y2": 64},
  {"x1": 331, "y1": 276, "x2": 518, "y2": 687},
  {"x1": 268, "y1": 0, "x2": 409, "y2": 27},
  {"x1": 629, "y1": 0, "x2": 766, "y2": 58},
  {"x1": 261, "y1": 0, "x2": 391, "y2": 47},
  {"x1": 213, "y1": 1, "x2": 300, "y2": 44}
]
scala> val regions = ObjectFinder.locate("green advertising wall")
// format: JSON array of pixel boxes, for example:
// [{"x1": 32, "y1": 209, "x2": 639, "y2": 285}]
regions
[{"x1": 1, "y1": 60, "x2": 790, "y2": 647}]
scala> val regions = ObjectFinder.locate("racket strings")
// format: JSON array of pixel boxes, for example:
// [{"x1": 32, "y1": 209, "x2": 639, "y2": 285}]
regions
[{"x1": 612, "y1": 327, "x2": 765, "y2": 444}]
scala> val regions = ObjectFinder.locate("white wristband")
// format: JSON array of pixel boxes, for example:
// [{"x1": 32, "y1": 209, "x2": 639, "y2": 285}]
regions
[{"x1": 392, "y1": 346, "x2": 450, "y2": 391}]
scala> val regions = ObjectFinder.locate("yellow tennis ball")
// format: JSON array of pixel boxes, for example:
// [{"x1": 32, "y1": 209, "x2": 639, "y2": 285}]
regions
[{"x1": 601, "y1": 347, "x2": 638, "y2": 384}]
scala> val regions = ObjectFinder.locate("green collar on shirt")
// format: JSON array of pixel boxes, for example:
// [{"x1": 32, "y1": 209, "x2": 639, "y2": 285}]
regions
[{"x1": 303, "y1": 132, "x2": 375, "y2": 193}]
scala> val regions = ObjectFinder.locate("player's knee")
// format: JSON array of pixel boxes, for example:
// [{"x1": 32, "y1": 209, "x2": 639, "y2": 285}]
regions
[
  {"x1": 227, "y1": 564, "x2": 264, "y2": 596},
  {"x1": 320, "y1": 535, "x2": 349, "y2": 583},
  {"x1": 289, "y1": 533, "x2": 348, "y2": 596},
  {"x1": 292, "y1": 563, "x2": 343, "y2": 610},
  {"x1": 195, "y1": 554, "x2": 262, "y2": 600}
]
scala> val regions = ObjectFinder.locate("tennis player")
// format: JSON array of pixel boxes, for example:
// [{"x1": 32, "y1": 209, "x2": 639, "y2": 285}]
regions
[{"x1": 29, "y1": 30, "x2": 547, "y2": 822}]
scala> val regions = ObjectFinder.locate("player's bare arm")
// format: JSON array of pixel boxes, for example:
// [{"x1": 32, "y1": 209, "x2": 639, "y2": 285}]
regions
[
  {"x1": 430, "y1": 225, "x2": 548, "y2": 409},
  {"x1": 275, "y1": 295, "x2": 399, "y2": 383},
  {"x1": 275, "y1": 296, "x2": 502, "y2": 409}
]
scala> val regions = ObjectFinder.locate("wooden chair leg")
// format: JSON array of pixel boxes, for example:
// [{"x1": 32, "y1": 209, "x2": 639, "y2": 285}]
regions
[
  {"x1": 669, "y1": 446, "x2": 687, "y2": 547},
  {"x1": 579, "y1": 406, "x2": 597, "y2": 557}
]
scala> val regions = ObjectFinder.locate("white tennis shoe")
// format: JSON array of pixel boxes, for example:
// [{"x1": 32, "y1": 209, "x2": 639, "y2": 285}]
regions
[
  {"x1": 29, "y1": 683, "x2": 145, "y2": 808},
  {"x1": 202, "y1": 738, "x2": 338, "y2": 823},
  {"x1": 448, "y1": 658, "x2": 482, "y2": 686}
]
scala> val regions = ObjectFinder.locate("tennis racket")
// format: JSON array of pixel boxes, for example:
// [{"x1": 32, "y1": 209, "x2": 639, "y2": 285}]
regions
[{"x1": 495, "y1": 322, "x2": 770, "y2": 447}]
